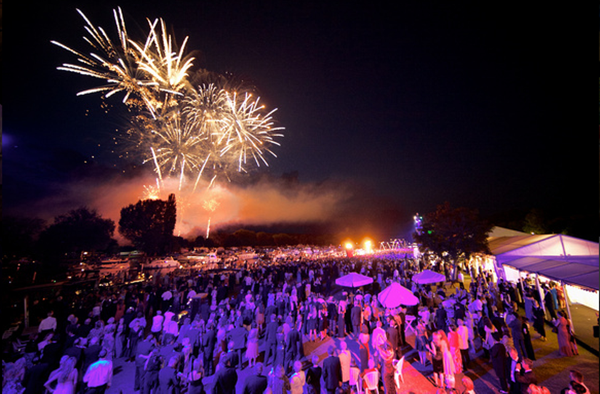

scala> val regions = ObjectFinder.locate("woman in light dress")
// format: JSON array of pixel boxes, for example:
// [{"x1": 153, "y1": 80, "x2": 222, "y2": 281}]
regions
[
  {"x1": 246, "y1": 322, "x2": 260, "y2": 367},
  {"x1": 44, "y1": 356, "x2": 78, "y2": 394}
]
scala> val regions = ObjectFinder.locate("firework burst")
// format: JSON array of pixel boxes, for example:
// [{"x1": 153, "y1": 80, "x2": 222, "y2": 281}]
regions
[{"x1": 53, "y1": 7, "x2": 284, "y2": 234}]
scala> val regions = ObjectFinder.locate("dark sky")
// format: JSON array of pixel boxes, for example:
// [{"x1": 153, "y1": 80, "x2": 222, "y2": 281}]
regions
[{"x1": 2, "y1": 1, "x2": 594, "y2": 241}]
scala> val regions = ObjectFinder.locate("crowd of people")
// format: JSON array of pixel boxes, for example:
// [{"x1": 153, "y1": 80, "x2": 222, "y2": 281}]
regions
[{"x1": 1, "y1": 254, "x2": 592, "y2": 394}]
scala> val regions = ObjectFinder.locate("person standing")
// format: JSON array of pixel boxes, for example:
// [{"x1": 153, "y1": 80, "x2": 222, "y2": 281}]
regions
[
  {"x1": 379, "y1": 340, "x2": 397, "y2": 394},
  {"x1": 532, "y1": 300, "x2": 547, "y2": 341},
  {"x1": 39, "y1": 311, "x2": 58, "y2": 338},
  {"x1": 386, "y1": 318, "x2": 400, "y2": 359},
  {"x1": 241, "y1": 362, "x2": 268, "y2": 394},
  {"x1": 228, "y1": 320, "x2": 248, "y2": 370},
  {"x1": 322, "y1": 345, "x2": 342, "y2": 394},
  {"x1": 186, "y1": 359, "x2": 205, "y2": 394},
  {"x1": 327, "y1": 298, "x2": 338, "y2": 337},
  {"x1": 337, "y1": 297, "x2": 347, "y2": 338},
  {"x1": 447, "y1": 325, "x2": 463, "y2": 375},
  {"x1": 305, "y1": 356, "x2": 322, "y2": 394},
  {"x1": 351, "y1": 301, "x2": 362, "y2": 338},
  {"x1": 158, "y1": 356, "x2": 181, "y2": 394},
  {"x1": 246, "y1": 322, "x2": 259, "y2": 368},
  {"x1": 268, "y1": 364, "x2": 290, "y2": 394},
  {"x1": 263, "y1": 314, "x2": 279, "y2": 366},
  {"x1": 142, "y1": 349, "x2": 162, "y2": 394},
  {"x1": 82, "y1": 350, "x2": 112, "y2": 394},
  {"x1": 358, "y1": 333, "x2": 371, "y2": 372},
  {"x1": 522, "y1": 317, "x2": 536, "y2": 361},
  {"x1": 202, "y1": 322, "x2": 217, "y2": 376},
  {"x1": 44, "y1": 356, "x2": 78, "y2": 394},
  {"x1": 554, "y1": 311, "x2": 577, "y2": 357},
  {"x1": 338, "y1": 341, "x2": 351, "y2": 386},
  {"x1": 289, "y1": 361, "x2": 306, "y2": 394},
  {"x1": 456, "y1": 319, "x2": 471, "y2": 369},
  {"x1": 150, "y1": 310, "x2": 164, "y2": 343},
  {"x1": 213, "y1": 358, "x2": 238, "y2": 394},
  {"x1": 508, "y1": 312, "x2": 527, "y2": 361},
  {"x1": 490, "y1": 332, "x2": 509, "y2": 394}
]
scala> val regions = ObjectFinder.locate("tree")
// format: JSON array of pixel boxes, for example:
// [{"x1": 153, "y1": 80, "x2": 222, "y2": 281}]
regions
[
  {"x1": 522, "y1": 208, "x2": 546, "y2": 235},
  {"x1": 414, "y1": 202, "x2": 493, "y2": 280},
  {"x1": 233, "y1": 229, "x2": 258, "y2": 247},
  {"x1": 37, "y1": 207, "x2": 116, "y2": 259},
  {"x1": 118, "y1": 194, "x2": 177, "y2": 256},
  {"x1": 257, "y1": 232, "x2": 275, "y2": 246}
]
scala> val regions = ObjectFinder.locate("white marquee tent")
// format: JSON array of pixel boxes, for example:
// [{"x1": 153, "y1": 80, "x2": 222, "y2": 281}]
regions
[
  {"x1": 484, "y1": 233, "x2": 599, "y2": 322},
  {"x1": 490, "y1": 234, "x2": 599, "y2": 291}
]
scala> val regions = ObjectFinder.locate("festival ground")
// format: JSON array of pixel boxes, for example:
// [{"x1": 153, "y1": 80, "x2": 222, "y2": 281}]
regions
[
  {"x1": 103, "y1": 316, "x2": 598, "y2": 394},
  {"x1": 103, "y1": 275, "x2": 599, "y2": 394}
]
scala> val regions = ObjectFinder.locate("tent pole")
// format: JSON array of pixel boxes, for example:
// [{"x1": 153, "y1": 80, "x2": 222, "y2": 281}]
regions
[
  {"x1": 562, "y1": 281, "x2": 575, "y2": 334},
  {"x1": 24, "y1": 295, "x2": 29, "y2": 329},
  {"x1": 535, "y1": 273, "x2": 546, "y2": 315},
  {"x1": 559, "y1": 234, "x2": 569, "y2": 259}
]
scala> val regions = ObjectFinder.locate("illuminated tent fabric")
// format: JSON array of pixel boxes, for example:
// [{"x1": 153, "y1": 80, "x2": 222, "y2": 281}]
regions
[
  {"x1": 335, "y1": 272, "x2": 373, "y2": 288},
  {"x1": 378, "y1": 282, "x2": 419, "y2": 308},
  {"x1": 490, "y1": 234, "x2": 599, "y2": 291},
  {"x1": 412, "y1": 269, "x2": 446, "y2": 284}
]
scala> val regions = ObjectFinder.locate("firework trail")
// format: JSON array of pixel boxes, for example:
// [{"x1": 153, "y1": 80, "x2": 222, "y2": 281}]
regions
[{"x1": 53, "y1": 7, "x2": 284, "y2": 235}]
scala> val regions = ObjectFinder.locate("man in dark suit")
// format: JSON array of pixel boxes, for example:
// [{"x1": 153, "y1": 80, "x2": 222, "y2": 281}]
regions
[
  {"x1": 306, "y1": 355, "x2": 322, "y2": 394},
  {"x1": 322, "y1": 345, "x2": 342, "y2": 394},
  {"x1": 221, "y1": 341, "x2": 240, "y2": 370},
  {"x1": 241, "y1": 362, "x2": 268, "y2": 394},
  {"x1": 285, "y1": 325, "x2": 302, "y2": 373},
  {"x1": 435, "y1": 306, "x2": 447, "y2": 332},
  {"x1": 135, "y1": 335, "x2": 156, "y2": 391},
  {"x1": 490, "y1": 332, "x2": 509, "y2": 393},
  {"x1": 22, "y1": 356, "x2": 51, "y2": 394},
  {"x1": 213, "y1": 358, "x2": 238, "y2": 394},
  {"x1": 264, "y1": 314, "x2": 279, "y2": 366},
  {"x1": 41, "y1": 333, "x2": 63, "y2": 371},
  {"x1": 508, "y1": 312, "x2": 527, "y2": 361},
  {"x1": 81, "y1": 336, "x2": 103, "y2": 378},
  {"x1": 397, "y1": 307, "x2": 407, "y2": 346},
  {"x1": 327, "y1": 299, "x2": 338, "y2": 337},
  {"x1": 351, "y1": 302, "x2": 362, "y2": 338},
  {"x1": 386, "y1": 318, "x2": 400, "y2": 359},
  {"x1": 228, "y1": 321, "x2": 248, "y2": 370},
  {"x1": 202, "y1": 322, "x2": 217, "y2": 376}
]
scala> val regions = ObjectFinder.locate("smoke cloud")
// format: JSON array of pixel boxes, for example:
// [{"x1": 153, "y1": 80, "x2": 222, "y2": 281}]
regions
[{"x1": 11, "y1": 170, "x2": 353, "y2": 243}]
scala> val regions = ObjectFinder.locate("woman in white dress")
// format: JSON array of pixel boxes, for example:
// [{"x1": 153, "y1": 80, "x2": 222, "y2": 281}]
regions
[
  {"x1": 245, "y1": 322, "x2": 260, "y2": 367},
  {"x1": 44, "y1": 356, "x2": 78, "y2": 394}
]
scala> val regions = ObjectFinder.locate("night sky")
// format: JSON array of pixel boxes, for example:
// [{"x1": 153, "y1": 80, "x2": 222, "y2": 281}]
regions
[{"x1": 2, "y1": 1, "x2": 594, "y2": 241}]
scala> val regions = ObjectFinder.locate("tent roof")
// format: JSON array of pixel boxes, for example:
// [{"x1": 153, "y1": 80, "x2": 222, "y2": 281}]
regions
[
  {"x1": 489, "y1": 234, "x2": 599, "y2": 291},
  {"x1": 489, "y1": 234, "x2": 598, "y2": 257}
]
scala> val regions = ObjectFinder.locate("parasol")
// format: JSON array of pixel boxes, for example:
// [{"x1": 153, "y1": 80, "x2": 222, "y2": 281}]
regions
[
  {"x1": 335, "y1": 272, "x2": 374, "y2": 288},
  {"x1": 377, "y1": 282, "x2": 419, "y2": 308},
  {"x1": 411, "y1": 269, "x2": 446, "y2": 284}
]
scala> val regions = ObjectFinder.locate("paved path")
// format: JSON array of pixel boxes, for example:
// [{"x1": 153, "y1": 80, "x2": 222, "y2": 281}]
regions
[{"x1": 106, "y1": 320, "x2": 599, "y2": 394}]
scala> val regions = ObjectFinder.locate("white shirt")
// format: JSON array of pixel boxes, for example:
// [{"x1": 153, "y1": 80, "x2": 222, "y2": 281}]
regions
[
  {"x1": 164, "y1": 320, "x2": 179, "y2": 336},
  {"x1": 162, "y1": 290, "x2": 173, "y2": 300},
  {"x1": 151, "y1": 315, "x2": 164, "y2": 333},
  {"x1": 163, "y1": 311, "x2": 175, "y2": 329},
  {"x1": 338, "y1": 350, "x2": 351, "y2": 383},
  {"x1": 38, "y1": 316, "x2": 57, "y2": 332},
  {"x1": 83, "y1": 359, "x2": 113, "y2": 387},
  {"x1": 456, "y1": 325, "x2": 469, "y2": 350}
]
